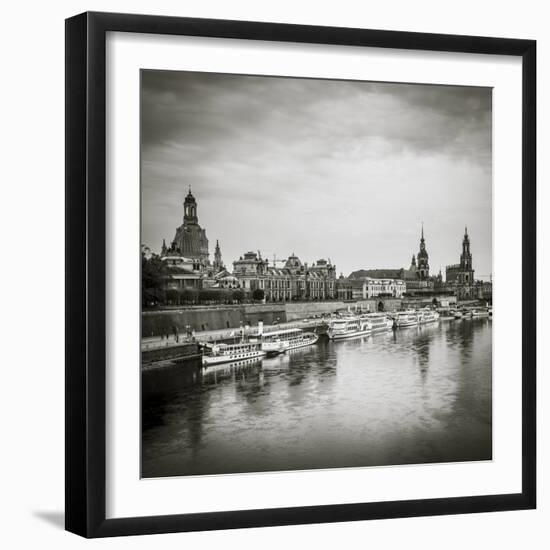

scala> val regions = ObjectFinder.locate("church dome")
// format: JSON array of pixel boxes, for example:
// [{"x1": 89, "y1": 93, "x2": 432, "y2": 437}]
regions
[{"x1": 285, "y1": 254, "x2": 302, "y2": 269}]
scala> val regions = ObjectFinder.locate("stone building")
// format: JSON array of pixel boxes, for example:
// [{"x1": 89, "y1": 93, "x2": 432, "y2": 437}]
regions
[
  {"x1": 364, "y1": 277, "x2": 406, "y2": 299},
  {"x1": 336, "y1": 274, "x2": 354, "y2": 300},
  {"x1": 169, "y1": 188, "x2": 210, "y2": 270},
  {"x1": 404, "y1": 226, "x2": 435, "y2": 292},
  {"x1": 232, "y1": 251, "x2": 337, "y2": 302},
  {"x1": 159, "y1": 241, "x2": 203, "y2": 290},
  {"x1": 346, "y1": 277, "x2": 405, "y2": 300},
  {"x1": 446, "y1": 228, "x2": 477, "y2": 299},
  {"x1": 158, "y1": 189, "x2": 229, "y2": 291}
]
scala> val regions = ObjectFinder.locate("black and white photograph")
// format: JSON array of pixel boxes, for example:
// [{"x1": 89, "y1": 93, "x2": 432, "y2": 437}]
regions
[
  {"x1": 140, "y1": 70, "x2": 493, "y2": 478},
  {"x1": 1, "y1": 0, "x2": 544, "y2": 544}
]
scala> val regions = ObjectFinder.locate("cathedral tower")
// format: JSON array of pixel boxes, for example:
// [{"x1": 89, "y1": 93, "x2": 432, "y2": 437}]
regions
[
  {"x1": 417, "y1": 224, "x2": 430, "y2": 279},
  {"x1": 459, "y1": 227, "x2": 474, "y2": 284}
]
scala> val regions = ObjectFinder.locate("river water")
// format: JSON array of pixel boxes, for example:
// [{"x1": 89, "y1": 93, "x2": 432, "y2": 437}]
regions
[{"x1": 142, "y1": 318, "x2": 492, "y2": 478}]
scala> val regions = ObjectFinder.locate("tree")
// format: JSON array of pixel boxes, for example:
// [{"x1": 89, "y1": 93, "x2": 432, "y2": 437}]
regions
[
  {"x1": 233, "y1": 289, "x2": 245, "y2": 303},
  {"x1": 142, "y1": 252, "x2": 168, "y2": 308},
  {"x1": 198, "y1": 288, "x2": 219, "y2": 303},
  {"x1": 165, "y1": 288, "x2": 179, "y2": 305},
  {"x1": 219, "y1": 289, "x2": 233, "y2": 303},
  {"x1": 181, "y1": 287, "x2": 199, "y2": 304},
  {"x1": 252, "y1": 288, "x2": 265, "y2": 301}
]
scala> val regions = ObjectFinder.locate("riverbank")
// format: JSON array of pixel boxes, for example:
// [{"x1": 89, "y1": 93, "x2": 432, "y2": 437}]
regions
[
  {"x1": 141, "y1": 298, "x2": 404, "y2": 337},
  {"x1": 142, "y1": 342, "x2": 201, "y2": 368}
]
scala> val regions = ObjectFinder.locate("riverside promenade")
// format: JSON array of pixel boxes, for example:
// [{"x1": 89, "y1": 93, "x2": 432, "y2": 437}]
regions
[{"x1": 141, "y1": 317, "x2": 327, "y2": 351}]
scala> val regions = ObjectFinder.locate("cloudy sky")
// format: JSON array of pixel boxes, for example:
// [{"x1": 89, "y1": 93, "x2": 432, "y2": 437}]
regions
[{"x1": 141, "y1": 70, "x2": 492, "y2": 279}]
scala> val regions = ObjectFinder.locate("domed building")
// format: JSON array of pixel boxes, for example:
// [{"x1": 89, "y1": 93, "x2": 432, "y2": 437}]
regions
[
  {"x1": 171, "y1": 188, "x2": 210, "y2": 269},
  {"x1": 158, "y1": 189, "x2": 228, "y2": 292}
]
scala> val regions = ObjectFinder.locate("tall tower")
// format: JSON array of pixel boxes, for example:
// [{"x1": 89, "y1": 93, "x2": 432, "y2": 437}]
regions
[
  {"x1": 417, "y1": 224, "x2": 430, "y2": 279},
  {"x1": 213, "y1": 239, "x2": 224, "y2": 271},
  {"x1": 171, "y1": 187, "x2": 209, "y2": 267},
  {"x1": 183, "y1": 187, "x2": 198, "y2": 224},
  {"x1": 409, "y1": 253, "x2": 417, "y2": 272},
  {"x1": 459, "y1": 227, "x2": 474, "y2": 284}
]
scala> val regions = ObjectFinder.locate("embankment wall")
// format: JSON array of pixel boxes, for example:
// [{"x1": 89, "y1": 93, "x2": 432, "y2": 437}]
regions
[{"x1": 142, "y1": 298, "x2": 405, "y2": 337}]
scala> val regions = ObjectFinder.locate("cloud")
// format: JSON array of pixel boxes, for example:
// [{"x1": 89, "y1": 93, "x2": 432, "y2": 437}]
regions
[{"x1": 141, "y1": 70, "x2": 492, "y2": 278}]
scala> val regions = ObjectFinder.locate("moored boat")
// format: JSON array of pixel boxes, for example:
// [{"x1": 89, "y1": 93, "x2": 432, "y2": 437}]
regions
[
  {"x1": 328, "y1": 316, "x2": 371, "y2": 340},
  {"x1": 438, "y1": 309, "x2": 455, "y2": 320},
  {"x1": 261, "y1": 328, "x2": 318, "y2": 355},
  {"x1": 419, "y1": 309, "x2": 440, "y2": 324},
  {"x1": 470, "y1": 309, "x2": 489, "y2": 318},
  {"x1": 394, "y1": 310, "x2": 420, "y2": 328},
  {"x1": 364, "y1": 313, "x2": 393, "y2": 332},
  {"x1": 202, "y1": 341, "x2": 265, "y2": 366}
]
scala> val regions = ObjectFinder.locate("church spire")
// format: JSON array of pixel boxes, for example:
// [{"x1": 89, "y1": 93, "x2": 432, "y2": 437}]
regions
[
  {"x1": 458, "y1": 227, "x2": 474, "y2": 291},
  {"x1": 461, "y1": 226, "x2": 471, "y2": 261},
  {"x1": 213, "y1": 239, "x2": 223, "y2": 271},
  {"x1": 417, "y1": 223, "x2": 429, "y2": 279}
]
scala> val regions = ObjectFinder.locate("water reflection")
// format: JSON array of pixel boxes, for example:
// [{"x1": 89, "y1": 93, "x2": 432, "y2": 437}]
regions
[{"x1": 142, "y1": 318, "x2": 492, "y2": 477}]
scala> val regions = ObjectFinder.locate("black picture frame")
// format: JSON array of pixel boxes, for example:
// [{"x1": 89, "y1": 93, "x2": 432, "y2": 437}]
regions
[{"x1": 65, "y1": 11, "x2": 536, "y2": 538}]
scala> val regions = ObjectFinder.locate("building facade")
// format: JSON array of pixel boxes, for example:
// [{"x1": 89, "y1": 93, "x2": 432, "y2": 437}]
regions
[
  {"x1": 364, "y1": 277, "x2": 406, "y2": 299},
  {"x1": 336, "y1": 274, "x2": 354, "y2": 301},
  {"x1": 159, "y1": 242, "x2": 203, "y2": 290},
  {"x1": 232, "y1": 252, "x2": 337, "y2": 302},
  {"x1": 347, "y1": 277, "x2": 406, "y2": 300}
]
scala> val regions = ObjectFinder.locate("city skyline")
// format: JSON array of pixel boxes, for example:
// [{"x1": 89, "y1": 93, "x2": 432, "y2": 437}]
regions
[
  {"x1": 153, "y1": 189, "x2": 489, "y2": 281},
  {"x1": 141, "y1": 70, "x2": 492, "y2": 279}
]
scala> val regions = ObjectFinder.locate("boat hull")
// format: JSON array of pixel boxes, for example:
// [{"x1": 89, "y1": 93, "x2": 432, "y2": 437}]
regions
[
  {"x1": 263, "y1": 341, "x2": 290, "y2": 356},
  {"x1": 328, "y1": 328, "x2": 371, "y2": 340},
  {"x1": 395, "y1": 320, "x2": 418, "y2": 328},
  {"x1": 395, "y1": 318, "x2": 418, "y2": 328},
  {"x1": 420, "y1": 316, "x2": 439, "y2": 324},
  {"x1": 369, "y1": 321, "x2": 393, "y2": 332},
  {"x1": 203, "y1": 350, "x2": 265, "y2": 366}
]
